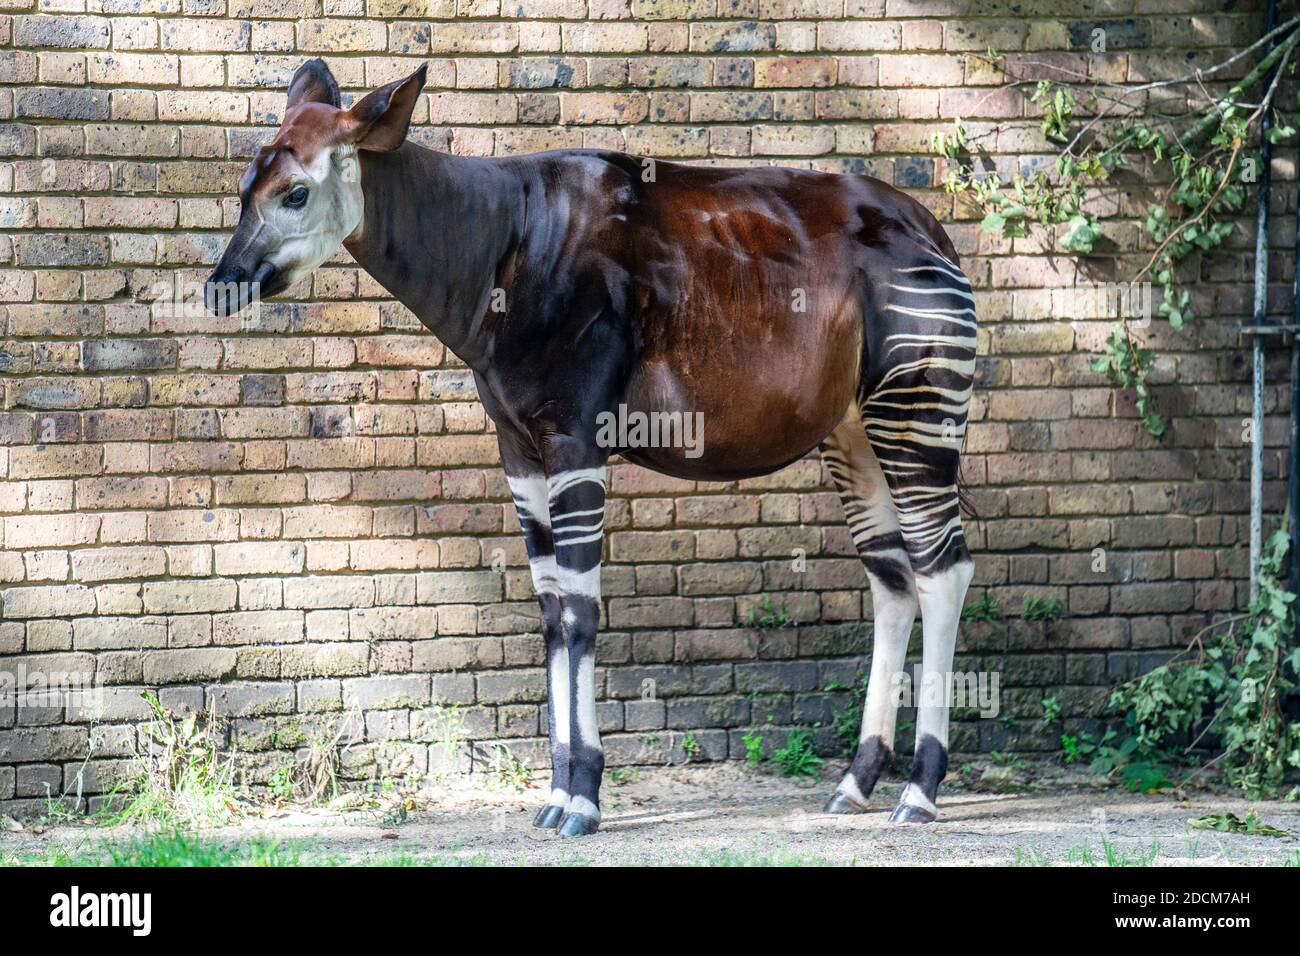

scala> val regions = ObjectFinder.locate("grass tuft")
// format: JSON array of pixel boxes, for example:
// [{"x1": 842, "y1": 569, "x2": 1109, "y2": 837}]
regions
[{"x1": 104, "y1": 691, "x2": 244, "y2": 829}]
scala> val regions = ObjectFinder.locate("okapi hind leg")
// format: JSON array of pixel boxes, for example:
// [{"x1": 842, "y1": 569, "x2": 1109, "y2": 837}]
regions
[
  {"x1": 819, "y1": 408, "x2": 918, "y2": 814},
  {"x1": 892, "y1": 558, "x2": 973, "y2": 823},
  {"x1": 862, "y1": 245, "x2": 978, "y2": 824}
]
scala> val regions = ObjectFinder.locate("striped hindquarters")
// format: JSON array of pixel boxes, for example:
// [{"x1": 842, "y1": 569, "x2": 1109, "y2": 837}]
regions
[{"x1": 861, "y1": 246, "x2": 976, "y2": 575}]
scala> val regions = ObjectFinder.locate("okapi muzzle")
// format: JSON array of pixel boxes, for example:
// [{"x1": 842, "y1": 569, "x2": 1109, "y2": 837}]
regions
[
  {"x1": 204, "y1": 219, "x2": 280, "y2": 317},
  {"x1": 210, "y1": 57, "x2": 980, "y2": 837}
]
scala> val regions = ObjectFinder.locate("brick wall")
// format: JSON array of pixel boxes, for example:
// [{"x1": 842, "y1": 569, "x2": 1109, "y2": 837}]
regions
[{"x1": 0, "y1": 0, "x2": 1287, "y2": 813}]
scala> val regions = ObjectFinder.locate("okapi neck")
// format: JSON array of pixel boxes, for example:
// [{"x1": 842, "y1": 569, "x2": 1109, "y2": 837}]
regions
[{"x1": 345, "y1": 143, "x2": 524, "y2": 369}]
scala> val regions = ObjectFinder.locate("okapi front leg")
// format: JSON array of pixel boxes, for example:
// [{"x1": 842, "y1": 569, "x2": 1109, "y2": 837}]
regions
[
  {"x1": 504, "y1": 468, "x2": 570, "y2": 829},
  {"x1": 544, "y1": 448, "x2": 608, "y2": 837}
]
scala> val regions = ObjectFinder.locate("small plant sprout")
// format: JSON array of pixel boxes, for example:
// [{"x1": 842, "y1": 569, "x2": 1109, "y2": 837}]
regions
[
  {"x1": 294, "y1": 705, "x2": 363, "y2": 804},
  {"x1": 827, "y1": 672, "x2": 869, "y2": 757},
  {"x1": 425, "y1": 704, "x2": 468, "y2": 786},
  {"x1": 482, "y1": 742, "x2": 533, "y2": 792},
  {"x1": 747, "y1": 593, "x2": 793, "y2": 629},
  {"x1": 1022, "y1": 596, "x2": 1065, "y2": 622},
  {"x1": 772, "y1": 727, "x2": 823, "y2": 780},
  {"x1": 961, "y1": 592, "x2": 1003, "y2": 622},
  {"x1": 681, "y1": 732, "x2": 701, "y2": 761}
]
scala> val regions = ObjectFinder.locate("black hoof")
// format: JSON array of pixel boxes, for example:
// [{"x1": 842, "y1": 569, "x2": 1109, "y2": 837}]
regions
[
  {"x1": 533, "y1": 804, "x2": 565, "y2": 829},
  {"x1": 888, "y1": 803, "x2": 936, "y2": 824},
  {"x1": 823, "y1": 792, "x2": 869, "y2": 814},
  {"x1": 556, "y1": 813, "x2": 600, "y2": 837}
]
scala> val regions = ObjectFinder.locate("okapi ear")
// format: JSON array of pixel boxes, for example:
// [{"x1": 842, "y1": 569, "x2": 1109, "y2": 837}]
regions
[
  {"x1": 287, "y1": 58, "x2": 341, "y2": 110},
  {"x1": 343, "y1": 64, "x2": 427, "y2": 152}
]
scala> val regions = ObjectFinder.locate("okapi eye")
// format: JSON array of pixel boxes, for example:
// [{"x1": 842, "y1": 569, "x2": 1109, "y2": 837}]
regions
[{"x1": 284, "y1": 185, "x2": 309, "y2": 208}]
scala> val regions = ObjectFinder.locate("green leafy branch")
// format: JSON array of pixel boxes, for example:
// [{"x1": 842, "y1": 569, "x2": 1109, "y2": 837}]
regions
[
  {"x1": 1077, "y1": 528, "x2": 1300, "y2": 799},
  {"x1": 933, "y1": 22, "x2": 1300, "y2": 436}
]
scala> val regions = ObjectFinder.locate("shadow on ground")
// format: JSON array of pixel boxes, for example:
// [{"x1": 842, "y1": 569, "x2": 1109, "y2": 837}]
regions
[{"x1": 3, "y1": 763, "x2": 1299, "y2": 866}]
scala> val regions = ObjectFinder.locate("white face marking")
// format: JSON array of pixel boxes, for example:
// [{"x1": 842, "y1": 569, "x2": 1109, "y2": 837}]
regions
[{"x1": 254, "y1": 145, "x2": 363, "y2": 290}]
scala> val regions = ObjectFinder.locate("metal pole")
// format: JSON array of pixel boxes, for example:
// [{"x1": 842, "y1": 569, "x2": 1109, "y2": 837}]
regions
[
  {"x1": 1292, "y1": 96, "x2": 1300, "y2": 609},
  {"x1": 1291, "y1": 305, "x2": 1299, "y2": 600},
  {"x1": 1250, "y1": 0, "x2": 1277, "y2": 602}
]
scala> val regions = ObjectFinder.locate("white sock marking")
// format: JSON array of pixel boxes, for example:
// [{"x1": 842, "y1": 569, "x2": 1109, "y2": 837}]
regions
[
  {"x1": 566, "y1": 795, "x2": 600, "y2": 821},
  {"x1": 900, "y1": 783, "x2": 938, "y2": 816}
]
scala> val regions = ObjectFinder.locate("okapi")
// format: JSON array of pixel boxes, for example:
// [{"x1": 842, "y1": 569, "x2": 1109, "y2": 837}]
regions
[{"x1": 205, "y1": 60, "x2": 977, "y2": 836}]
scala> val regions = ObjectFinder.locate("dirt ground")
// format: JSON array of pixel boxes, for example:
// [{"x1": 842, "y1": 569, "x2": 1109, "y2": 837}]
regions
[{"x1": 4, "y1": 760, "x2": 1299, "y2": 866}]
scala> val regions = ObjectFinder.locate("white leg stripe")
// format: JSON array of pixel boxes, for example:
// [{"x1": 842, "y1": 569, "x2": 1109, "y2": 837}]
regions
[
  {"x1": 547, "y1": 788, "x2": 570, "y2": 807},
  {"x1": 550, "y1": 506, "x2": 604, "y2": 523},
  {"x1": 887, "y1": 283, "x2": 975, "y2": 302},
  {"x1": 555, "y1": 565, "x2": 601, "y2": 599},
  {"x1": 528, "y1": 554, "x2": 558, "y2": 595},
  {"x1": 862, "y1": 586, "x2": 916, "y2": 743},
  {"x1": 894, "y1": 263, "x2": 968, "y2": 284},
  {"x1": 574, "y1": 651, "x2": 598, "y2": 748},
  {"x1": 548, "y1": 467, "x2": 606, "y2": 501},
  {"x1": 550, "y1": 643, "x2": 571, "y2": 746},
  {"x1": 555, "y1": 530, "x2": 604, "y2": 547},
  {"x1": 507, "y1": 473, "x2": 550, "y2": 527}
]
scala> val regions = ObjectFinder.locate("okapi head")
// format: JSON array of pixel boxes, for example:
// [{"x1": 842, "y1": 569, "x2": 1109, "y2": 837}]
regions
[{"x1": 204, "y1": 58, "x2": 427, "y2": 316}]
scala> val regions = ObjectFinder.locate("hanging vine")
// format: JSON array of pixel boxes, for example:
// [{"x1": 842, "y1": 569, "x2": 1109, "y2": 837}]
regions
[{"x1": 932, "y1": 19, "x2": 1300, "y2": 436}]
